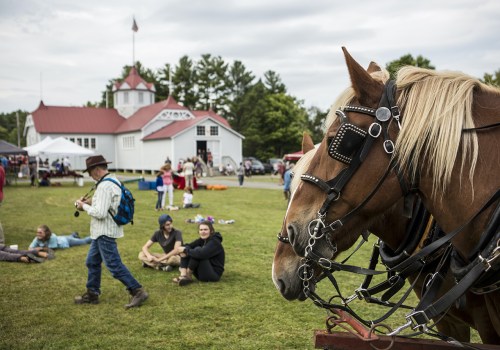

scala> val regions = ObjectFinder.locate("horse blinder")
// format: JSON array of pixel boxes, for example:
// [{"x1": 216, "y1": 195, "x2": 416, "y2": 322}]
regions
[{"x1": 328, "y1": 123, "x2": 367, "y2": 165}]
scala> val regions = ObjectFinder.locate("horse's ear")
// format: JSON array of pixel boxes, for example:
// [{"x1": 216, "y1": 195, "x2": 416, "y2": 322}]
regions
[
  {"x1": 366, "y1": 61, "x2": 381, "y2": 74},
  {"x1": 302, "y1": 132, "x2": 314, "y2": 153},
  {"x1": 342, "y1": 47, "x2": 381, "y2": 105}
]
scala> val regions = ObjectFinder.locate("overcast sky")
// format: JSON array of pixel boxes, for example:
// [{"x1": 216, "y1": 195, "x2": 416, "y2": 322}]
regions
[{"x1": 0, "y1": 0, "x2": 499, "y2": 114}]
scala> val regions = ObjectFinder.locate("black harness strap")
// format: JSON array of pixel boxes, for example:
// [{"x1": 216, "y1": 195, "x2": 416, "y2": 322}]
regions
[
  {"x1": 405, "y1": 189, "x2": 500, "y2": 330},
  {"x1": 463, "y1": 122, "x2": 500, "y2": 132}
]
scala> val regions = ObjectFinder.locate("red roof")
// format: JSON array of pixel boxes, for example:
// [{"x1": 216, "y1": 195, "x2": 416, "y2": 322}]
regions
[
  {"x1": 30, "y1": 97, "x2": 237, "y2": 141},
  {"x1": 143, "y1": 111, "x2": 231, "y2": 141},
  {"x1": 114, "y1": 96, "x2": 189, "y2": 134},
  {"x1": 114, "y1": 67, "x2": 155, "y2": 91},
  {"x1": 31, "y1": 101, "x2": 125, "y2": 134}
]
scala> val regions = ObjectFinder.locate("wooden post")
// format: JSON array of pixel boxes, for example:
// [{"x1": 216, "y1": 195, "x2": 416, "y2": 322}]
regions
[{"x1": 314, "y1": 331, "x2": 500, "y2": 350}]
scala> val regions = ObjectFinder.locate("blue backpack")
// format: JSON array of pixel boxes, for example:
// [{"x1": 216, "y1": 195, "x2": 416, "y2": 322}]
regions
[{"x1": 103, "y1": 178, "x2": 135, "y2": 225}]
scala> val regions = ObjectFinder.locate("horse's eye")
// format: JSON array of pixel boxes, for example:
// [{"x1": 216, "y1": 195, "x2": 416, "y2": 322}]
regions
[
  {"x1": 327, "y1": 137, "x2": 334, "y2": 146},
  {"x1": 290, "y1": 172, "x2": 294, "y2": 179}
]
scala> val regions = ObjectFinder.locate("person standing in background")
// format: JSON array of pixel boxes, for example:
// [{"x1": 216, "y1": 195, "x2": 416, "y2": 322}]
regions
[
  {"x1": 155, "y1": 171, "x2": 164, "y2": 211},
  {"x1": 0, "y1": 162, "x2": 5, "y2": 244},
  {"x1": 283, "y1": 163, "x2": 295, "y2": 202},
  {"x1": 237, "y1": 162, "x2": 244, "y2": 186},
  {"x1": 182, "y1": 158, "x2": 195, "y2": 189},
  {"x1": 161, "y1": 164, "x2": 174, "y2": 210}
]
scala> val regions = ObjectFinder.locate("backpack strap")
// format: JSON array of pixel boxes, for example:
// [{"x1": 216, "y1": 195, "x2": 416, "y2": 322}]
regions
[{"x1": 101, "y1": 178, "x2": 122, "y2": 219}]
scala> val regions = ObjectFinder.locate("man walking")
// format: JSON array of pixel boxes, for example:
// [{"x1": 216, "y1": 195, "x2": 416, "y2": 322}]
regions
[{"x1": 74, "y1": 155, "x2": 148, "y2": 309}]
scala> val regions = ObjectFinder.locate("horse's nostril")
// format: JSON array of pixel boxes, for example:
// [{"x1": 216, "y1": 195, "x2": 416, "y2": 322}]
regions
[{"x1": 276, "y1": 279, "x2": 285, "y2": 293}]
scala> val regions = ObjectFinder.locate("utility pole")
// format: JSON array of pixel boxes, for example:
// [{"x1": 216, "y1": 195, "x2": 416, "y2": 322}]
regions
[{"x1": 16, "y1": 111, "x2": 20, "y2": 147}]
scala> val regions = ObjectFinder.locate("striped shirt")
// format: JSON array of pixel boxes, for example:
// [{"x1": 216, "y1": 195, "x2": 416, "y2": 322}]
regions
[{"x1": 82, "y1": 174, "x2": 123, "y2": 239}]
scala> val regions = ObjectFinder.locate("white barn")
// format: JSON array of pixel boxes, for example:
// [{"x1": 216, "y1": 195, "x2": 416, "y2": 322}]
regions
[{"x1": 24, "y1": 67, "x2": 244, "y2": 173}]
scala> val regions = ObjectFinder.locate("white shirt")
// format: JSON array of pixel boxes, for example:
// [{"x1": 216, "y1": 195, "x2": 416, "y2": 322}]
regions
[
  {"x1": 82, "y1": 174, "x2": 123, "y2": 239},
  {"x1": 183, "y1": 192, "x2": 193, "y2": 205}
]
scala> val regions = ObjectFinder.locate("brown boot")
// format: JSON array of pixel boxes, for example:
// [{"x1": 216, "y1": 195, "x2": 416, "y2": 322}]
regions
[
  {"x1": 124, "y1": 288, "x2": 148, "y2": 309},
  {"x1": 74, "y1": 289, "x2": 99, "y2": 304}
]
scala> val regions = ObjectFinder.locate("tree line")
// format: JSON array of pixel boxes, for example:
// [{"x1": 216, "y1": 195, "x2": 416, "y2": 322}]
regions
[{"x1": 2, "y1": 54, "x2": 499, "y2": 160}]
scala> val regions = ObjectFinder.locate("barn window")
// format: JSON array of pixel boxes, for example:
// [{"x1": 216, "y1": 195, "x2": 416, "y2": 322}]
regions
[{"x1": 197, "y1": 126, "x2": 206, "y2": 136}]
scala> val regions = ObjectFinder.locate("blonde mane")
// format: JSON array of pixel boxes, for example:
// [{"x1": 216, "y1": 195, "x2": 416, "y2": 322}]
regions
[{"x1": 395, "y1": 67, "x2": 481, "y2": 197}]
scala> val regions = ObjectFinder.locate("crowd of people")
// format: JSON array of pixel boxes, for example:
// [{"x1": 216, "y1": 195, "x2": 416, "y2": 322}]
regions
[
  {"x1": 0, "y1": 151, "x2": 294, "y2": 310},
  {"x1": 0, "y1": 155, "x2": 226, "y2": 310},
  {"x1": 0, "y1": 154, "x2": 81, "y2": 189}
]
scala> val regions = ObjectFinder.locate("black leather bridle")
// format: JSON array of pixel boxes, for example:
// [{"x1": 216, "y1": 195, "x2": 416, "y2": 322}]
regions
[
  {"x1": 298, "y1": 80, "x2": 410, "y2": 267},
  {"x1": 277, "y1": 79, "x2": 500, "y2": 342}
]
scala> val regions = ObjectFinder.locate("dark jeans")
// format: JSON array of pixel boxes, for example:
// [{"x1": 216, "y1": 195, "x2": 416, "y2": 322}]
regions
[
  {"x1": 180, "y1": 256, "x2": 221, "y2": 282},
  {"x1": 156, "y1": 192, "x2": 163, "y2": 209},
  {"x1": 85, "y1": 236, "x2": 141, "y2": 294},
  {"x1": 0, "y1": 245, "x2": 37, "y2": 262}
]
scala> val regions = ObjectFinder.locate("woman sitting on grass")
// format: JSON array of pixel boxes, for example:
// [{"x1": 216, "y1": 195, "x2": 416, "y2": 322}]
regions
[
  {"x1": 182, "y1": 186, "x2": 200, "y2": 208},
  {"x1": 172, "y1": 221, "x2": 225, "y2": 286},
  {"x1": 0, "y1": 244, "x2": 51, "y2": 263},
  {"x1": 29, "y1": 224, "x2": 91, "y2": 250}
]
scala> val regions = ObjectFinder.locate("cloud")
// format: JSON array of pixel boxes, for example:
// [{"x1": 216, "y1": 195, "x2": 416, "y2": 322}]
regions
[{"x1": 0, "y1": 0, "x2": 499, "y2": 114}]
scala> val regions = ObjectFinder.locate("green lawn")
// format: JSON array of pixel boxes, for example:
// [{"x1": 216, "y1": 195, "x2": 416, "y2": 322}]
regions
[{"x1": 0, "y1": 181, "x2": 480, "y2": 349}]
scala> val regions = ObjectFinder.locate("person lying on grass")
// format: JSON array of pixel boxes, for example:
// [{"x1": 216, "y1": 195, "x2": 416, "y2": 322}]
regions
[
  {"x1": 172, "y1": 220, "x2": 225, "y2": 286},
  {"x1": 0, "y1": 244, "x2": 53, "y2": 263},
  {"x1": 29, "y1": 224, "x2": 91, "y2": 250}
]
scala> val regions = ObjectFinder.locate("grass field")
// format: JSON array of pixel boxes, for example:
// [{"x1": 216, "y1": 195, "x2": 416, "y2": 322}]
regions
[{"x1": 0, "y1": 180, "x2": 480, "y2": 349}]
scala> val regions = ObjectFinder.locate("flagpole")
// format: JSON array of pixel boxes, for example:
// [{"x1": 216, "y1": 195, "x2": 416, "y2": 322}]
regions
[{"x1": 132, "y1": 17, "x2": 138, "y2": 67}]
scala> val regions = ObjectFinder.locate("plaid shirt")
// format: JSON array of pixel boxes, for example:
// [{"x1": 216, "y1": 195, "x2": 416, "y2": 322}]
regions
[{"x1": 82, "y1": 174, "x2": 123, "y2": 239}]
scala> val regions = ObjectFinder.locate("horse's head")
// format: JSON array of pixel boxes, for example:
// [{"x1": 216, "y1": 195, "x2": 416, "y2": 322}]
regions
[
  {"x1": 272, "y1": 131, "x2": 412, "y2": 301},
  {"x1": 273, "y1": 132, "x2": 320, "y2": 300},
  {"x1": 274, "y1": 48, "x2": 408, "y2": 300}
]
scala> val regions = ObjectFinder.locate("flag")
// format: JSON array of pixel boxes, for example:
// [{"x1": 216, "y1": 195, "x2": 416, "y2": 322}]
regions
[{"x1": 132, "y1": 18, "x2": 138, "y2": 32}]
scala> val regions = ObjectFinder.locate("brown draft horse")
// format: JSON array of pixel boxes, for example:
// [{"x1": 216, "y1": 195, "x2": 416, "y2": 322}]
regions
[
  {"x1": 273, "y1": 134, "x2": 475, "y2": 342},
  {"x1": 273, "y1": 48, "x2": 500, "y2": 343}
]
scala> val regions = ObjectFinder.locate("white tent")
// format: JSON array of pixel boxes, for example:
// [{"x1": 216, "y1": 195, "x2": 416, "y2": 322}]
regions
[
  {"x1": 24, "y1": 137, "x2": 94, "y2": 176},
  {"x1": 24, "y1": 137, "x2": 94, "y2": 157},
  {"x1": 24, "y1": 136, "x2": 54, "y2": 156}
]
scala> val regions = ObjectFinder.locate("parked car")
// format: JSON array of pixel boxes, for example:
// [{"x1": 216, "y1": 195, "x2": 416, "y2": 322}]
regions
[{"x1": 244, "y1": 157, "x2": 266, "y2": 175}]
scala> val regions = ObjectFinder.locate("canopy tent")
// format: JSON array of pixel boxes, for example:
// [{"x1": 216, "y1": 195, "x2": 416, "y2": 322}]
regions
[
  {"x1": 24, "y1": 137, "x2": 94, "y2": 157},
  {"x1": 24, "y1": 137, "x2": 94, "y2": 175},
  {"x1": 23, "y1": 136, "x2": 54, "y2": 156},
  {"x1": 0, "y1": 140, "x2": 28, "y2": 155},
  {"x1": 283, "y1": 143, "x2": 320, "y2": 162},
  {"x1": 283, "y1": 150, "x2": 303, "y2": 161}
]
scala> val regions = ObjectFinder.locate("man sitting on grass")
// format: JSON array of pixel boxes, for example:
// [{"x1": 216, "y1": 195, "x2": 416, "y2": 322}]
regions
[{"x1": 139, "y1": 214, "x2": 183, "y2": 272}]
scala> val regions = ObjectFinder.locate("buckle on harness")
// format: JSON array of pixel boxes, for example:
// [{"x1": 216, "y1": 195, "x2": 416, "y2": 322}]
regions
[
  {"x1": 479, "y1": 239, "x2": 500, "y2": 272},
  {"x1": 390, "y1": 106, "x2": 400, "y2": 119},
  {"x1": 383, "y1": 140, "x2": 394, "y2": 154},
  {"x1": 368, "y1": 123, "x2": 382, "y2": 138},
  {"x1": 388, "y1": 274, "x2": 400, "y2": 285},
  {"x1": 318, "y1": 257, "x2": 333, "y2": 269},
  {"x1": 328, "y1": 220, "x2": 343, "y2": 232},
  {"x1": 354, "y1": 287, "x2": 371, "y2": 300},
  {"x1": 406, "y1": 310, "x2": 430, "y2": 332}
]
